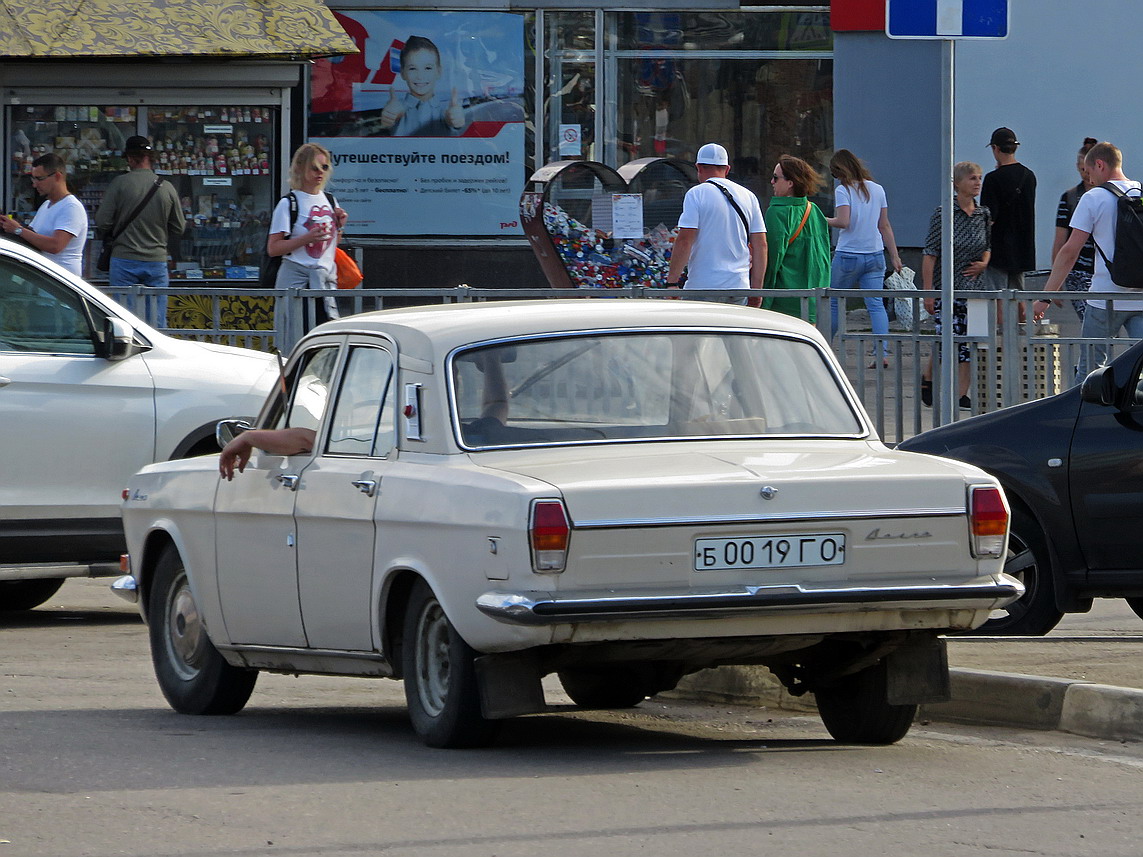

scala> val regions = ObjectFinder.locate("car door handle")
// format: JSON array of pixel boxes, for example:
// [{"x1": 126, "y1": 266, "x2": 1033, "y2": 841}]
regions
[
  {"x1": 277, "y1": 474, "x2": 300, "y2": 490},
  {"x1": 0, "y1": 376, "x2": 10, "y2": 388},
  {"x1": 351, "y1": 479, "x2": 378, "y2": 497}
]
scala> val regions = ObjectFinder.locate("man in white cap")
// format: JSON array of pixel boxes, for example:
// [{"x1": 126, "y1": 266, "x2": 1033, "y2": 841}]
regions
[{"x1": 665, "y1": 142, "x2": 766, "y2": 306}]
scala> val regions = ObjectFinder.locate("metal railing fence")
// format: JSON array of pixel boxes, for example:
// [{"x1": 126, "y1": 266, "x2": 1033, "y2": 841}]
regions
[{"x1": 104, "y1": 283, "x2": 1133, "y2": 445}]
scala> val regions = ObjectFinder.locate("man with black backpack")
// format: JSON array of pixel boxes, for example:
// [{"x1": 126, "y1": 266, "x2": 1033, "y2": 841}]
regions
[{"x1": 1038, "y1": 141, "x2": 1143, "y2": 383}]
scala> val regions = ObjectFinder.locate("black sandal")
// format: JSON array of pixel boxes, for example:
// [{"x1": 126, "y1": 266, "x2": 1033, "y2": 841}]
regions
[{"x1": 921, "y1": 378, "x2": 933, "y2": 407}]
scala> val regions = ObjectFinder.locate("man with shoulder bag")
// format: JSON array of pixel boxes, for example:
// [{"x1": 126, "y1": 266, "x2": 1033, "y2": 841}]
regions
[
  {"x1": 666, "y1": 143, "x2": 767, "y2": 307},
  {"x1": 95, "y1": 135, "x2": 185, "y2": 327}
]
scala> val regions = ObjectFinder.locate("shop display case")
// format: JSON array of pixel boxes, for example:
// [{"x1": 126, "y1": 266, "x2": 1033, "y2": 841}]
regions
[{"x1": 6, "y1": 103, "x2": 279, "y2": 282}]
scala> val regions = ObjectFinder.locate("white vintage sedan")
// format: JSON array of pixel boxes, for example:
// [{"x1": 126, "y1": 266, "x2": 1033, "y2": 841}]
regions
[{"x1": 118, "y1": 300, "x2": 1021, "y2": 748}]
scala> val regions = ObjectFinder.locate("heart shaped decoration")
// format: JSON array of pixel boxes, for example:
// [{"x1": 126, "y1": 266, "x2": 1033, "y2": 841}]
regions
[{"x1": 521, "y1": 157, "x2": 697, "y2": 289}]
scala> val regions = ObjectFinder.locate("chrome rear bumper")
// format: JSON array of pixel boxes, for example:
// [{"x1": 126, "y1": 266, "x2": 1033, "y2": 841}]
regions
[{"x1": 476, "y1": 579, "x2": 1023, "y2": 626}]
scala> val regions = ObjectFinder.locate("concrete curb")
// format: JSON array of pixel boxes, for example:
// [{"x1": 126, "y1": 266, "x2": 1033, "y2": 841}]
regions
[{"x1": 668, "y1": 665, "x2": 1143, "y2": 742}]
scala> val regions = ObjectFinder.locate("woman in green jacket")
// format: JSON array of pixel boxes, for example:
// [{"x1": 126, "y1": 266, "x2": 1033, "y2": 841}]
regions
[{"x1": 763, "y1": 155, "x2": 831, "y2": 322}]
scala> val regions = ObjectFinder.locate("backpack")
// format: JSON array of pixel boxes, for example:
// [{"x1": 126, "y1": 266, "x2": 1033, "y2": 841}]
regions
[
  {"x1": 1093, "y1": 182, "x2": 1143, "y2": 289},
  {"x1": 259, "y1": 190, "x2": 338, "y2": 288}
]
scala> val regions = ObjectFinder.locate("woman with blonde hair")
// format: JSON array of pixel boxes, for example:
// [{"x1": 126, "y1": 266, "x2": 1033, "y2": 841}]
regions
[
  {"x1": 763, "y1": 155, "x2": 831, "y2": 322},
  {"x1": 826, "y1": 149, "x2": 903, "y2": 365},
  {"x1": 920, "y1": 160, "x2": 992, "y2": 409},
  {"x1": 267, "y1": 142, "x2": 349, "y2": 326}
]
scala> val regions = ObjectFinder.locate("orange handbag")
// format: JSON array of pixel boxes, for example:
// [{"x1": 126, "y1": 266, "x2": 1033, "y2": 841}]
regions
[{"x1": 335, "y1": 247, "x2": 363, "y2": 289}]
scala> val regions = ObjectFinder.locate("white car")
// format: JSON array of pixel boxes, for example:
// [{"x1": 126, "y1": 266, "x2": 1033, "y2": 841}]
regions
[
  {"x1": 119, "y1": 300, "x2": 1021, "y2": 748},
  {"x1": 0, "y1": 240, "x2": 277, "y2": 610}
]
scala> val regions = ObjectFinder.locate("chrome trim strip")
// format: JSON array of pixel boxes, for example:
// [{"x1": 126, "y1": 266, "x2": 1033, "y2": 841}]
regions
[
  {"x1": 476, "y1": 581, "x2": 1023, "y2": 626},
  {"x1": 217, "y1": 643, "x2": 388, "y2": 662},
  {"x1": 572, "y1": 507, "x2": 966, "y2": 528},
  {"x1": 0, "y1": 561, "x2": 120, "y2": 581}
]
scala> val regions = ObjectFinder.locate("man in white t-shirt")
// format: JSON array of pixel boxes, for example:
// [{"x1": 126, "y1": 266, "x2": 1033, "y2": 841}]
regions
[
  {"x1": 666, "y1": 143, "x2": 766, "y2": 307},
  {"x1": 0, "y1": 154, "x2": 88, "y2": 276},
  {"x1": 1038, "y1": 141, "x2": 1143, "y2": 383}
]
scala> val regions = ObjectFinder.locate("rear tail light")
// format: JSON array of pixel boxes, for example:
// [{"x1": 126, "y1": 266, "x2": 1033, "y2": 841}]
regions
[
  {"x1": 969, "y1": 485, "x2": 1009, "y2": 558},
  {"x1": 530, "y1": 499, "x2": 570, "y2": 573}
]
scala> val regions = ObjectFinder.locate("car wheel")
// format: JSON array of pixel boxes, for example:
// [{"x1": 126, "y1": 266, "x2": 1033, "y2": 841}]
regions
[
  {"x1": 557, "y1": 665, "x2": 680, "y2": 709},
  {"x1": 1126, "y1": 598, "x2": 1143, "y2": 622},
  {"x1": 0, "y1": 578, "x2": 65, "y2": 611},
  {"x1": 967, "y1": 508, "x2": 1063, "y2": 636},
  {"x1": 814, "y1": 660, "x2": 916, "y2": 745},
  {"x1": 148, "y1": 546, "x2": 257, "y2": 715},
  {"x1": 402, "y1": 580, "x2": 499, "y2": 749}
]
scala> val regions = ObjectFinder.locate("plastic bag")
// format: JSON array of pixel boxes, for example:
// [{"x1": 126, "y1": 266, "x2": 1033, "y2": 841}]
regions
[
  {"x1": 335, "y1": 247, "x2": 363, "y2": 289},
  {"x1": 884, "y1": 266, "x2": 932, "y2": 329}
]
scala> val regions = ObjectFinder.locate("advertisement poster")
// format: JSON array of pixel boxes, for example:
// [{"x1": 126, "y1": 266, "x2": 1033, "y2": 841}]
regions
[{"x1": 310, "y1": 11, "x2": 525, "y2": 237}]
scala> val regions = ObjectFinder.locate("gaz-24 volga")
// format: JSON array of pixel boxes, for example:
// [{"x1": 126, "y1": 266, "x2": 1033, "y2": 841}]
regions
[{"x1": 117, "y1": 300, "x2": 1021, "y2": 747}]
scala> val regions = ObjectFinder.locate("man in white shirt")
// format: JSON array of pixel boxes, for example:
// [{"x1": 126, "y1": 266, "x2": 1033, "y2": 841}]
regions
[
  {"x1": 1037, "y1": 141, "x2": 1143, "y2": 383},
  {"x1": 0, "y1": 154, "x2": 88, "y2": 276},
  {"x1": 666, "y1": 143, "x2": 767, "y2": 307}
]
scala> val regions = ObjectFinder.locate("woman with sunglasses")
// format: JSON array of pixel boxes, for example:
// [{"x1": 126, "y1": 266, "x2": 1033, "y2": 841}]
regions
[
  {"x1": 762, "y1": 155, "x2": 830, "y2": 322},
  {"x1": 267, "y1": 143, "x2": 349, "y2": 326},
  {"x1": 825, "y1": 149, "x2": 902, "y2": 366}
]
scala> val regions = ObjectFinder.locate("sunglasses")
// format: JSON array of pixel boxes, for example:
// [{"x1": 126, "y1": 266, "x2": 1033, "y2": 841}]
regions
[
  {"x1": 770, "y1": 174, "x2": 783, "y2": 182},
  {"x1": 30, "y1": 172, "x2": 57, "y2": 183}
]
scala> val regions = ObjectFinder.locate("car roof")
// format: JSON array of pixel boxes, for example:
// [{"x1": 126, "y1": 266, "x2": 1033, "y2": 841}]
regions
[{"x1": 305, "y1": 300, "x2": 824, "y2": 363}]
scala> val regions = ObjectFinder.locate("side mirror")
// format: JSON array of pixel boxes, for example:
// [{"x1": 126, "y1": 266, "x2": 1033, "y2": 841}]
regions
[
  {"x1": 99, "y1": 317, "x2": 136, "y2": 361},
  {"x1": 215, "y1": 419, "x2": 252, "y2": 450},
  {"x1": 1079, "y1": 366, "x2": 1117, "y2": 407}
]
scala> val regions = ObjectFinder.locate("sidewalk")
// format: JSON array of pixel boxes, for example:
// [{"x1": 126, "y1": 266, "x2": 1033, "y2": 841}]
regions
[{"x1": 672, "y1": 600, "x2": 1143, "y2": 742}]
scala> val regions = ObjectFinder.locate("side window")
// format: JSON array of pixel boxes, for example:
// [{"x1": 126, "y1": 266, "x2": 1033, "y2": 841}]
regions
[
  {"x1": 0, "y1": 257, "x2": 97, "y2": 354},
  {"x1": 270, "y1": 345, "x2": 340, "y2": 432},
  {"x1": 326, "y1": 346, "x2": 395, "y2": 457}
]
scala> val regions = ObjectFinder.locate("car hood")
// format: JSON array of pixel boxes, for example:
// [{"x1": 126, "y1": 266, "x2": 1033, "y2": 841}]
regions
[{"x1": 477, "y1": 440, "x2": 985, "y2": 525}]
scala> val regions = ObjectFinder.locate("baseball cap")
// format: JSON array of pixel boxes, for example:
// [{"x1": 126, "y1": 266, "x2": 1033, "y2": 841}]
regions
[
  {"x1": 124, "y1": 135, "x2": 153, "y2": 154},
  {"x1": 988, "y1": 127, "x2": 1019, "y2": 148},
  {"x1": 696, "y1": 143, "x2": 729, "y2": 166}
]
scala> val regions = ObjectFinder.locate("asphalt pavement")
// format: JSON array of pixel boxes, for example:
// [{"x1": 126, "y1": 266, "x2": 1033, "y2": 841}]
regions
[
  {"x1": 675, "y1": 599, "x2": 1143, "y2": 743},
  {"x1": 22, "y1": 579, "x2": 1143, "y2": 746}
]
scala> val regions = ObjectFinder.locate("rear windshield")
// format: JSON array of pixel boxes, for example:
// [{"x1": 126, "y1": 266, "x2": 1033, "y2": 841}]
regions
[{"x1": 451, "y1": 331, "x2": 864, "y2": 448}]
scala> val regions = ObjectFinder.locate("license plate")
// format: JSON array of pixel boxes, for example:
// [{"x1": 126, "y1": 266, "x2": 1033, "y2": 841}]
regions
[{"x1": 694, "y1": 533, "x2": 846, "y2": 571}]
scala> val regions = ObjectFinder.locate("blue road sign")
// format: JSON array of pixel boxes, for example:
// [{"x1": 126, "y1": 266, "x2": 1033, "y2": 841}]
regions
[{"x1": 887, "y1": 0, "x2": 1008, "y2": 39}]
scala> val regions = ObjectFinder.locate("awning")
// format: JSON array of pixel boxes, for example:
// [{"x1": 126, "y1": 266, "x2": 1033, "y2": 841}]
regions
[{"x1": 0, "y1": 0, "x2": 359, "y2": 59}]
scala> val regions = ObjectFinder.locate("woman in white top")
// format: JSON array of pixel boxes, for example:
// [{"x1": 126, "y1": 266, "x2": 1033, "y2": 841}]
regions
[
  {"x1": 267, "y1": 143, "x2": 348, "y2": 328},
  {"x1": 826, "y1": 149, "x2": 902, "y2": 365}
]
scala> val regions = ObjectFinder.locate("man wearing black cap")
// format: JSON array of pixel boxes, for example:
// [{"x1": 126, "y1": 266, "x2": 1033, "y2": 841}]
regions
[
  {"x1": 980, "y1": 127, "x2": 1036, "y2": 293},
  {"x1": 95, "y1": 135, "x2": 185, "y2": 326}
]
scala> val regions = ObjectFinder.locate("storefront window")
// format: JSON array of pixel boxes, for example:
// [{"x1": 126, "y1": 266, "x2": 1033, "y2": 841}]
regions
[
  {"x1": 543, "y1": 10, "x2": 596, "y2": 163},
  {"x1": 613, "y1": 57, "x2": 832, "y2": 201},
  {"x1": 6, "y1": 102, "x2": 279, "y2": 281},
  {"x1": 8, "y1": 105, "x2": 137, "y2": 262},
  {"x1": 608, "y1": 10, "x2": 832, "y2": 204},
  {"x1": 148, "y1": 106, "x2": 278, "y2": 280},
  {"x1": 615, "y1": 10, "x2": 832, "y2": 52}
]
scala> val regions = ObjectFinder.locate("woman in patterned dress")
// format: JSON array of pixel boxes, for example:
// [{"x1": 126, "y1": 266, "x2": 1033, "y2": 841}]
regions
[{"x1": 920, "y1": 161, "x2": 992, "y2": 409}]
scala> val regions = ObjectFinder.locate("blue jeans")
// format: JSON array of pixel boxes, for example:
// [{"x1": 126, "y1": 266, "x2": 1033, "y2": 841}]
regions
[
  {"x1": 1075, "y1": 302, "x2": 1143, "y2": 384},
  {"x1": 830, "y1": 251, "x2": 888, "y2": 356},
  {"x1": 109, "y1": 258, "x2": 170, "y2": 327}
]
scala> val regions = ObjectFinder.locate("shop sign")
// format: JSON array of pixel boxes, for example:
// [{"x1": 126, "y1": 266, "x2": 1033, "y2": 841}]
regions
[{"x1": 310, "y1": 10, "x2": 526, "y2": 237}]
